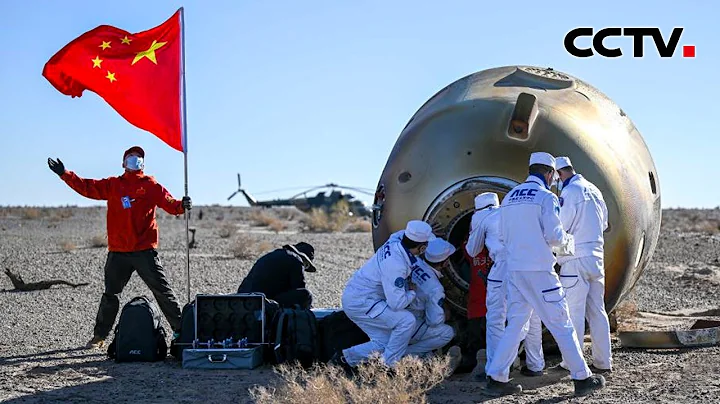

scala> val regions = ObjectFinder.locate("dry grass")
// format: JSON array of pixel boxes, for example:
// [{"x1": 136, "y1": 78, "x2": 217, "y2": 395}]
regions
[
  {"x1": 219, "y1": 223, "x2": 236, "y2": 239},
  {"x1": 54, "y1": 209, "x2": 73, "y2": 220},
  {"x1": 230, "y1": 234, "x2": 273, "y2": 259},
  {"x1": 346, "y1": 219, "x2": 372, "y2": 233},
  {"x1": 688, "y1": 220, "x2": 720, "y2": 234},
  {"x1": 59, "y1": 240, "x2": 76, "y2": 253},
  {"x1": 250, "y1": 210, "x2": 288, "y2": 233},
  {"x1": 249, "y1": 354, "x2": 449, "y2": 404},
  {"x1": 90, "y1": 234, "x2": 108, "y2": 248},
  {"x1": 22, "y1": 208, "x2": 42, "y2": 220},
  {"x1": 662, "y1": 209, "x2": 720, "y2": 234},
  {"x1": 302, "y1": 200, "x2": 354, "y2": 233}
]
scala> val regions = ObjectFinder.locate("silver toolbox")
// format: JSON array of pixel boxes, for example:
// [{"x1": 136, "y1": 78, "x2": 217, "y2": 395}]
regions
[{"x1": 182, "y1": 346, "x2": 263, "y2": 370}]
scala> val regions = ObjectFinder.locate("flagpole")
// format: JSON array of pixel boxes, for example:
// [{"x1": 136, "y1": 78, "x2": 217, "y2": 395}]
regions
[{"x1": 179, "y1": 6, "x2": 191, "y2": 305}]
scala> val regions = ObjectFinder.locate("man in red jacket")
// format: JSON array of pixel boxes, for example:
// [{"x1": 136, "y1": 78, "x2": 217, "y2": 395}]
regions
[{"x1": 48, "y1": 146, "x2": 191, "y2": 349}]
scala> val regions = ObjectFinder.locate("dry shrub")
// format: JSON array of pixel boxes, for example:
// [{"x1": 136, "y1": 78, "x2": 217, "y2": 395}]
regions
[
  {"x1": 231, "y1": 234, "x2": 272, "y2": 259},
  {"x1": 257, "y1": 241, "x2": 273, "y2": 255},
  {"x1": 90, "y1": 234, "x2": 108, "y2": 248},
  {"x1": 273, "y1": 208, "x2": 297, "y2": 221},
  {"x1": 219, "y1": 223, "x2": 235, "y2": 238},
  {"x1": 22, "y1": 208, "x2": 42, "y2": 220},
  {"x1": 268, "y1": 220, "x2": 286, "y2": 233},
  {"x1": 346, "y1": 219, "x2": 372, "y2": 233},
  {"x1": 249, "y1": 354, "x2": 449, "y2": 404},
  {"x1": 250, "y1": 210, "x2": 287, "y2": 233},
  {"x1": 689, "y1": 220, "x2": 720, "y2": 234},
  {"x1": 302, "y1": 200, "x2": 352, "y2": 233},
  {"x1": 55, "y1": 209, "x2": 73, "y2": 219},
  {"x1": 60, "y1": 240, "x2": 76, "y2": 252}
]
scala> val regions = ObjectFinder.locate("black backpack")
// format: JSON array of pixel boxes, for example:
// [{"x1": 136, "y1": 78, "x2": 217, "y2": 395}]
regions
[
  {"x1": 317, "y1": 310, "x2": 370, "y2": 363},
  {"x1": 108, "y1": 296, "x2": 168, "y2": 362},
  {"x1": 273, "y1": 307, "x2": 319, "y2": 368},
  {"x1": 169, "y1": 300, "x2": 195, "y2": 359}
]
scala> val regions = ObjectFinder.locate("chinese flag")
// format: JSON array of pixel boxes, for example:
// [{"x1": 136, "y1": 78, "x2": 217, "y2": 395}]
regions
[{"x1": 42, "y1": 9, "x2": 184, "y2": 152}]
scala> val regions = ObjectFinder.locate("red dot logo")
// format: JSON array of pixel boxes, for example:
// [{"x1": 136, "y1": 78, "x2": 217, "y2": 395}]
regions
[{"x1": 683, "y1": 45, "x2": 696, "y2": 58}]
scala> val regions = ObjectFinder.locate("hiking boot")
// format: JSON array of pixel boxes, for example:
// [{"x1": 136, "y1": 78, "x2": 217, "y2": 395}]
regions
[
  {"x1": 574, "y1": 374, "x2": 606, "y2": 396},
  {"x1": 470, "y1": 349, "x2": 487, "y2": 381},
  {"x1": 549, "y1": 362, "x2": 569, "y2": 372},
  {"x1": 590, "y1": 364, "x2": 612, "y2": 374},
  {"x1": 520, "y1": 366, "x2": 543, "y2": 377},
  {"x1": 446, "y1": 346, "x2": 462, "y2": 376},
  {"x1": 485, "y1": 377, "x2": 522, "y2": 397},
  {"x1": 473, "y1": 371, "x2": 488, "y2": 382},
  {"x1": 85, "y1": 336, "x2": 105, "y2": 349}
]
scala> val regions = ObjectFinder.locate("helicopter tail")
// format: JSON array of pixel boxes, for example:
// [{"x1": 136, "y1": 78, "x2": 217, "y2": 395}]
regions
[{"x1": 228, "y1": 173, "x2": 258, "y2": 206}]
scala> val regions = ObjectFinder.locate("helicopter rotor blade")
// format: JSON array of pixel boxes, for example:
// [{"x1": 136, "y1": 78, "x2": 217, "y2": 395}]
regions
[
  {"x1": 228, "y1": 191, "x2": 239, "y2": 201},
  {"x1": 237, "y1": 173, "x2": 242, "y2": 189}
]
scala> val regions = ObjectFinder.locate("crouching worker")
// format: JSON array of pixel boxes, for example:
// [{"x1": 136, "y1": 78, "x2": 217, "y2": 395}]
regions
[
  {"x1": 406, "y1": 238, "x2": 462, "y2": 373},
  {"x1": 332, "y1": 220, "x2": 433, "y2": 371},
  {"x1": 237, "y1": 242, "x2": 316, "y2": 309}
]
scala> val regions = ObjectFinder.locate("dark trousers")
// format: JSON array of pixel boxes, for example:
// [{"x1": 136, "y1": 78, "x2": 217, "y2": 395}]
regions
[
  {"x1": 456, "y1": 316, "x2": 487, "y2": 373},
  {"x1": 273, "y1": 288, "x2": 312, "y2": 310},
  {"x1": 93, "y1": 249, "x2": 182, "y2": 338}
]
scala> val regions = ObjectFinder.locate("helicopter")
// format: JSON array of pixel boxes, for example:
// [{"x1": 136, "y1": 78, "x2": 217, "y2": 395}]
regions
[{"x1": 227, "y1": 174, "x2": 375, "y2": 217}]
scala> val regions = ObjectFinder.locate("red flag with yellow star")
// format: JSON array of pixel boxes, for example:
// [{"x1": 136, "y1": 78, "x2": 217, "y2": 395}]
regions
[{"x1": 42, "y1": 9, "x2": 184, "y2": 152}]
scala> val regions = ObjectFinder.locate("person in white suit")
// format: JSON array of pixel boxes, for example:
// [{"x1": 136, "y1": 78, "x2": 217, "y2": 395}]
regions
[
  {"x1": 465, "y1": 192, "x2": 545, "y2": 379},
  {"x1": 554, "y1": 156, "x2": 612, "y2": 373},
  {"x1": 483, "y1": 152, "x2": 605, "y2": 397},
  {"x1": 333, "y1": 220, "x2": 433, "y2": 370}
]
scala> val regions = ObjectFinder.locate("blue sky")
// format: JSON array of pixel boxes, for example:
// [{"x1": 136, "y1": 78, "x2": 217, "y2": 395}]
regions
[{"x1": 1, "y1": 0, "x2": 717, "y2": 208}]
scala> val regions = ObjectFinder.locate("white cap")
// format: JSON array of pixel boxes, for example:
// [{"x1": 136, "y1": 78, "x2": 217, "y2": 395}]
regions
[
  {"x1": 474, "y1": 192, "x2": 499, "y2": 210},
  {"x1": 404, "y1": 220, "x2": 433, "y2": 243},
  {"x1": 556, "y1": 156, "x2": 572, "y2": 170},
  {"x1": 529, "y1": 152, "x2": 556, "y2": 169},
  {"x1": 425, "y1": 238, "x2": 456, "y2": 263}
]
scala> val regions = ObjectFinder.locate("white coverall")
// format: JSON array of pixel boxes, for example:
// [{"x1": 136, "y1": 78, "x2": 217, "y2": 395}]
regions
[
  {"x1": 386, "y1": 231, "x2": 454, "y2": 356},
  {"x1": 485, "y1": 175, "x2": 592, "y2": 383},
  {"x1": 466, "y1": 207, "x2": 545, "y2": 373},
  {"x1": 557, "y1": 174, "x2": 612, "y2": 370},
  {"x1": 341, "y1": 231, "x2": 420, "y2": 367}
]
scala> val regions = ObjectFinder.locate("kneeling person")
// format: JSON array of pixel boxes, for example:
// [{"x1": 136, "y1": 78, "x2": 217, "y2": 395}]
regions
[
  {"x1": 334, "y1": 220, "x2": 433, "y2": 369},
  {"x1": 237, "y1": 242, "x2": 316, "y2": 309}
]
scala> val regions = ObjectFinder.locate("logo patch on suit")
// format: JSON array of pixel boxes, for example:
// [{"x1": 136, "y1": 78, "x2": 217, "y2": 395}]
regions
[
  {"x1": 438, "y1": 297, "x2": 444, "y2": 308},
  {"x1": 136, "y1": 187, "x2": 146, "y2": 195},
  {"x1": 394, "y1": 277, "x2": 405, "y2": 288},
  {"x1": 559, "y1": 197, "x2": 564, "y2": 207}
]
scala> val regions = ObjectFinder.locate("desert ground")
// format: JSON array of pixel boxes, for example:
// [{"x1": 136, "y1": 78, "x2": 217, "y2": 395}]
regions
[{"x1": 1, "y1": 205, "x2": 720, "y2": 403}]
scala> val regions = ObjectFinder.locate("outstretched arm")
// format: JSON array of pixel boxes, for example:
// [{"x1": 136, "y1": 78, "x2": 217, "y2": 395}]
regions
[{"x1": 49, "y1": 158, "x2": 111, "y2": 201}]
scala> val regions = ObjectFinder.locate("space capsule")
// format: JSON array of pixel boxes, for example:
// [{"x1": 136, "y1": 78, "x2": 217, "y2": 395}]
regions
[{"x1": 371, "y1": 65, "x2": 661, "y2": 315}]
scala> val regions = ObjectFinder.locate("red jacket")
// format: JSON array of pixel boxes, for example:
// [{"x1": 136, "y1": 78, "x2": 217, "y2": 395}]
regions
[
  {"x1": 463, "y1": 241, "x2": 493, "y2": 319},
  {"x1": 61, "y1": 170, "x2": 185, "y2": 252}
]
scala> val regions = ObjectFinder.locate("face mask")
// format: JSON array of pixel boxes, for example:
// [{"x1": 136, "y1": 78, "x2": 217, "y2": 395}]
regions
[{"x1": 125, "y1": 155, "x2": 144, "y2": 171}]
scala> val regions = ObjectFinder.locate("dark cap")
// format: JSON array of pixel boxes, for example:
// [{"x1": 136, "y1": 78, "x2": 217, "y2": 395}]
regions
[{"x1": 123, "y1": 146, "x2": 145, "y2": 160}]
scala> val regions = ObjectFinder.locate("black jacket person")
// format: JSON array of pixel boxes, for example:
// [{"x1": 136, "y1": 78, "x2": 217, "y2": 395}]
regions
[{"x1": 237, "y1": 242, "x2": 316, "y2": 309}]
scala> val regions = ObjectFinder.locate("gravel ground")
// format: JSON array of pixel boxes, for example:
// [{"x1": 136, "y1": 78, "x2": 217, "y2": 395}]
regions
[{"x1": 1, "y1": 206, "x2": 719, "y2": 403}]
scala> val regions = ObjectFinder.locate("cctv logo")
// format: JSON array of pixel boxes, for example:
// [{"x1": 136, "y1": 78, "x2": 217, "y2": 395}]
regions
[{"x1": 564, "y1": 28, "x2": 695, "y2": 58}]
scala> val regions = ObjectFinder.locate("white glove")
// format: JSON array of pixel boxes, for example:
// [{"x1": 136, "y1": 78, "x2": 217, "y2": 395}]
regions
[{"x1": 552, "y1": 232, "x2": 575, "y2": 256}]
